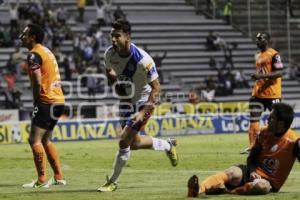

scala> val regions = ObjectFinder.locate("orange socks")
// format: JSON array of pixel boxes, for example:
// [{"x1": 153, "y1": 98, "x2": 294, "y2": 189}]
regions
[
  {"x1": 200, "y1": 172, "x2": 229, "y2": 193},
  {"x1": 248, "y1": 122, "x2": 260, "y2": 147},
  {"x1": 44, "y1": 142, "x2": 63, "y2": 180},
  {"x1": 31, "y1": 143, "x2": 47, "y2": 183}
]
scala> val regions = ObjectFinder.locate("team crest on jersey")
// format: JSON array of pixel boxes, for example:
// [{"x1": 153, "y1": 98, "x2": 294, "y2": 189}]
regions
[{"x1": 262, "y1": 158, "x2": 279, "y2": 174}]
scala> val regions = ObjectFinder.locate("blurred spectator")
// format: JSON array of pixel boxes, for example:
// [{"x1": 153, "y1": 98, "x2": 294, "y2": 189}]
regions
[
  {"x1": 234, "y1": 69, "x2": 249, "y2": 88},
  {"x1": 56, "y1": 7, "x2": 68, "y2": 25},
  {"x1": 11, "y1": 47, "x2": 25, "y2": 79},
  {"x1": 103, "y1": 0, "x2": 113, "y2": 24},
  {"x1": 152, "y1": 51, "x2": 167, "y2": 84},
  {"x1": 2, "y1": 88, "x2": 22, "y2": 109},
  {"x1": 0, "y1": 22, "x2": 12, "y2": 47},
  {"x1": 289, "y1": 61, "x2": 300, "y2": 81},
  {"x1": 95, "y1": 0, "x2": 107, "y2": 27},
  {"x1": 206, "y1": 31, "x2": 217, "y2": 51},
  {"x1": 214, "y1": 33, "x2": 227, "y2": 50},
  {"x1": 222, "y1": 45, "x2": 234, "y2": 69},
  {"x1": 86, "y1": 75, "x2": 97, "y2": 101},
  {"x1": 217, "y1": 69, "x2": 233, "y2": 95},
  {"x1": 113, "y1": 5, "x2": 126, "y2": 21},
  {"x1": 206, "y1": 0, "x2": 216, "y2": 18},
  {"x1": 201, "y1": 85, "x2": 215, "y2": 102},
  {"x1": 3, "y1": 69, "x2": 16, "y2": 91},
  {"x1": 83, "y1": 40, "x2": 94, "y2": 62},
  {"x1": 95, "y1": 27, "x2": 108, "y2": 48},
  {"x1": 204, "y1": 75, "x2": 216, "y2": 89},
  {"x1": 62, "y1": 56, "x2": 71, "y2": 81},
  {"x1": 77, "y1": 0, "x2": 86, "y2": 22},
  {"x1": 223, "y1": 0, "x2": 232, "y2": 25},
  {"x1": 188, "y1": 88, "x2": 200, "y2": 104},
  {"x1": 8, "y1": 1, "x2": 19, "y2": 37},
  {"x1": 209, "y1": 56, "x2": 220, "y2": 70}
]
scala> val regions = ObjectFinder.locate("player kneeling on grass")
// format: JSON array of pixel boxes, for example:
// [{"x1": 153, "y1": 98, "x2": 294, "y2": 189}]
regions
[{"x1": 187, "y1": 102, "x2": 300, "y2": 196}]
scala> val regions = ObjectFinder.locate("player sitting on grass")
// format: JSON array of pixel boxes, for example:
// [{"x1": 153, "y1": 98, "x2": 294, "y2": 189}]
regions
[{"x1": 187, "y1": 103, "x2": 299, "y2": 196}]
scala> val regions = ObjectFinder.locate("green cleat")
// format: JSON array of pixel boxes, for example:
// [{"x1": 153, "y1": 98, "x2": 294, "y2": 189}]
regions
[
  {"x1": 240, "y1": 147, "x2": 251, "y2": 155},
  {"x1": 47, "y1": 177, "x2": 67, "y2": 186},
  {"x1": 22, "y1": 180, "x2": 49, "y2": 188},
  {"x1": 97, "y1": 176, "x2": 117, "y2": 192},
  {"x1": 166, "y1": 138, "x2": 178, "y2": 167}
]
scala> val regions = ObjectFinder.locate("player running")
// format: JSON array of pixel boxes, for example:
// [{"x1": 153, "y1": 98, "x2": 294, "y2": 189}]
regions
[{"x1": 97, "y1": 19, "x2": 178, "y2": 192}]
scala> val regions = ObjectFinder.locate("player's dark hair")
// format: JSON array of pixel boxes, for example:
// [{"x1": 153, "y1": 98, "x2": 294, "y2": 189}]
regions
[
  {"x1": 27, "y1": 24, "x2": 45, "y2": 43},
  {"x1": 272, "y1": 103, "x2": 294, "y2": 130},
  {"x1": 112, "y1": 19, "x2": 131, "y2": 35}
]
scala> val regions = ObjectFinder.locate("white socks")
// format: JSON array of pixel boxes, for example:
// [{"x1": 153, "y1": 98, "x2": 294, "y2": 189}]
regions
[
  {"x1": 152, "y1": 137, "x2": 171, "y2": 151},
  {"x1": 109, "y1": 147, "x2": 131, "y2": 183}
]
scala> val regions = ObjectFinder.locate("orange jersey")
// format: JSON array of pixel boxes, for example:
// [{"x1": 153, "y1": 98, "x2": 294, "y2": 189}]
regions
[
  {"x1": 27, "y1": 44, "x2": 64, "y2": 104},
  {"x1": 251, "y1": 48, "x2": 283, "y2": 98},
  {"x1": 254, "y1": 127, "x2": 299, "y2": 191}
]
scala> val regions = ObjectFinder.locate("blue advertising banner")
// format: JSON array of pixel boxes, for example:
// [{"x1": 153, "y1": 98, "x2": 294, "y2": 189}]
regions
[{"x1": 1, "y1": 113, "x2": 300, "y2": 144}]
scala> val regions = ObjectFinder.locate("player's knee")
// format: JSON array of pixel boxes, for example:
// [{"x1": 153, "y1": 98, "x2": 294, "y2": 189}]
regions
[
  {"x1": 119, "y1": 139, "x2": 130, "y2": 149},
  {"x1": 251, "y1": 179, "x2": 271, "y2": 195},
  {"x1": 224, "y1": 166, "x2": 243, "y2": 186}
]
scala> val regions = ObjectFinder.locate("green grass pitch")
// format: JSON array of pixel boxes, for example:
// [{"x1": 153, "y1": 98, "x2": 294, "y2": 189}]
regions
[{"x1": 1, "y1": 133, "x2": 300, "y2": 200}]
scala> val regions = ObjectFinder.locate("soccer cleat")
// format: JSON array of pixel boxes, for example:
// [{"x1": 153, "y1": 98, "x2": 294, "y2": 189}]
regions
[
  {"x1": 240, "y1": 147, "x2": 251, "y2": 155},
  {"x1": 97, "y1": 176, "x2": 117, "y2": 192},
  {"x1": 47, "y1": 177, "x2": 67, "y2": 186},
  {"x1": 187, "y1": 175, "x2": 199, "y2": 197},
  {"x1": 22, "y1": 180, "x2": 49, "y2": 188},
  {"x1": 166, "y1": 138, "x2": 178, "y2": 167}
]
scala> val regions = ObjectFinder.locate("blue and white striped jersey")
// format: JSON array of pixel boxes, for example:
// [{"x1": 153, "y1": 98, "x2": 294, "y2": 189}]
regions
[{"x1": 104, "y1": 43, "x2": 159, "y2": 104}]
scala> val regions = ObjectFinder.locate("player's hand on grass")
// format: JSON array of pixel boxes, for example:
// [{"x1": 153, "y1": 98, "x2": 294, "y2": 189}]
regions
[{"x1": 250, "y1": 172, "x2": 261, "y2": 181}]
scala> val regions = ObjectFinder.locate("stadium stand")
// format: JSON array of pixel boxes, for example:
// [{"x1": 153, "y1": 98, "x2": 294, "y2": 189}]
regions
[{"x1": 0, "y1": 0, "x2": 299, "y2": 116}]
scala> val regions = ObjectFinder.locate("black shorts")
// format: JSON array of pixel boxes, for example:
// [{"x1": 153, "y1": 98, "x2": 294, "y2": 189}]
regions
[
  {"x1": 249, "y1": 97, "x2": 281, "y2": 111},
  {"x1": 31, "y1": 103, "x2": 65, "y2": 130},
  {"x1": 225, "y1": 164, "x2": 250, "y2": 190}
]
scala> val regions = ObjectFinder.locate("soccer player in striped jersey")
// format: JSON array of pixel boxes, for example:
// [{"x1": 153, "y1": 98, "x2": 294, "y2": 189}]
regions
[{"x1": 97, "y1": 20, "x2": 178, "y2": 192}]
